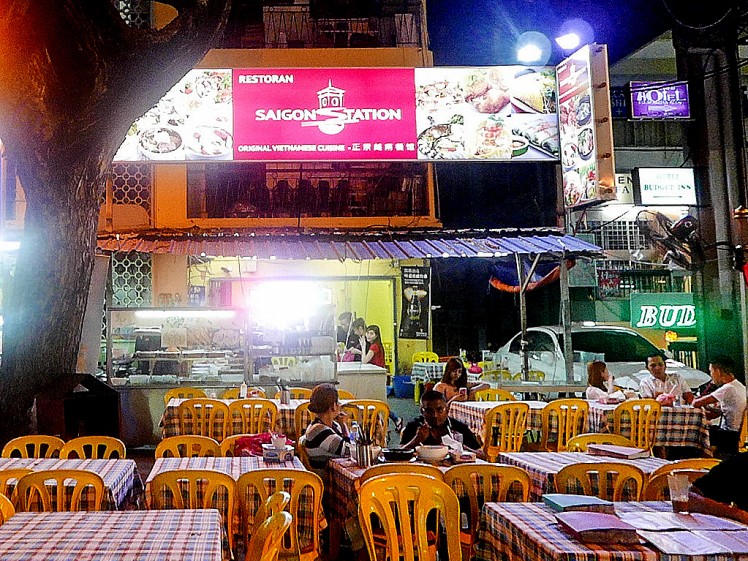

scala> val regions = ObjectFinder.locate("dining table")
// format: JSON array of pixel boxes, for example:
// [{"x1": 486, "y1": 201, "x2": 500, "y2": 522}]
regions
[
  {"x1": 497, "y1": 451, "x2": 670, "y2": 501},
  {"x1": 474, "y1": 500, "x2": 675, "y2": 561},
  {"x1": 0, "y1": 509, "x2": 224, "y2": 561},
  {"x1": 410, "y1": 361, "x2": 446, "y2": 382},
  {"x1": 0, "y1": 457, "x2": 144, "y2": 510}
]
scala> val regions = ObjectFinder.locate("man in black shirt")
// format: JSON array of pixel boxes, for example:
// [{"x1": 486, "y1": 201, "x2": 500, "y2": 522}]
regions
[
  {"x1": 401, "y1": 390, "x2": 482, "y2": 453},
  {"x1": 689, "y1": 452, "x2": 748, "y2": 524}
]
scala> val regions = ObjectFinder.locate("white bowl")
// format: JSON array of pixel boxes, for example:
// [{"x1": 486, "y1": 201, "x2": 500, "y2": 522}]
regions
[{"x1": 416, "y1": 445, "x2": 449, "y2": 462}]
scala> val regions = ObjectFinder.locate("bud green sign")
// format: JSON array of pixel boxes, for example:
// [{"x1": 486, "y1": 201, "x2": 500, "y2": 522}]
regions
[{"x1": 630, "y1": 292, "x2": 696, "y2": 330}]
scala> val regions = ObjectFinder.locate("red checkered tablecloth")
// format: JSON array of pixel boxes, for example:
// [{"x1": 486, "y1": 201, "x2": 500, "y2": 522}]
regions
[
  {"x1": 145, "y1": 456, "x2": 317, "y2": 551},
  {"x1": 497, "y1": 452, "x2": 670, "y2": 501},
  {"x1": 160, "y1": 398, "x2": 306, "y2": 441},
  {"x1": 450, "y1": 400, "x2": 549, "y2": 439},
  {"x1": 587, "y1": 401, "x2": 711, "y2": 451},
  {"x1": 474, "y1": 501, "x2": 671, "y2": 561},
  {"x1": 0, "y1": 457, "x2": 143, "y2": 510},
  {"x1": 0, "y1": 509, "x2": 223, "y2": 561}
]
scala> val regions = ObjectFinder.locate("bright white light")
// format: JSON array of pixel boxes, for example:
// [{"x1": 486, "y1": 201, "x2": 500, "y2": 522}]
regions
[
  {"x1": 582, "y1": 321, "x2": 596, "y2": 327},
  {"x1": 135, "y1": 310, "x2": 236, "y2": 319},
  {"x1": 555, "y1": 32, "x2": 580, "y2": 50},
  {"x1": 0, "y1": 241, "x2": 20, "y2": 252},
  {"x1": 246, "y1": 281, "x2": 331, "y2": 329},
  {"x1": 517, "y1": 44, "x2": 543, "y2": 63}
]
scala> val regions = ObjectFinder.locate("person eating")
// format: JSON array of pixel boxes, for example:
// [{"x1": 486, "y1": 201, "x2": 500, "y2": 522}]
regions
[
  {"x1": 639, "y1": 351, "x2": 694, "y2": 405},
  {"x1": 303, "y1": 383, "x2": 351, "y2": 476},
  {"x1": 433, "y1": 357, "x2": 488, "y2": 405}
]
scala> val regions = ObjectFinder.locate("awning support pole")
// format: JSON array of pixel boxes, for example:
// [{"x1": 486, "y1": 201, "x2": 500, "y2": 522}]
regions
[
  {"x1": 559, "y1": 254, "x2": 574, "y2": 384},
  {"x1": 516, "y1": 253, "x2": 541, "y2": 380}
]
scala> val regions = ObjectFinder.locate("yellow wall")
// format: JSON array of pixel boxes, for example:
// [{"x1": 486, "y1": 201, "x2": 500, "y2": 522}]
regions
[{"x1": 152, "y1": 254, "x2": 189, "y2": 305}]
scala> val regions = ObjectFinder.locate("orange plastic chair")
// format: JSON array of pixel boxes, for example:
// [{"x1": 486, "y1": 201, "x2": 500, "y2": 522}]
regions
[
  {"x1": 540, "y1": 399, "x2": 589, "y2": 452},
  {"x1": 223, "y1": 387, "x2": 267, "y2": 399},
  {"x1": 444, "y1": 464, "x2": 530, "y2": 559},
  {"x1": 60, "y1": 436, "x2": 126, "y2": 459},
  {"x1": 566, "y1": 432, "x2": 634, "y2": 452},
  {"x1": 0, "y1": 468, "x2": 33, "y2": 500},
  {"x1": 358, "y1": 473, "x2": 462, "y2": 561},
  {"x1": 613, "y1": 399, "x2": 662, "y2": 450},
  {"x1": 482, "y1": 402, "x2": 529, "y2": 461},
  {"x1": 155, "y1": 435, "x2": 219, "y2": 458},
  {"x1": 228, "y1": 399, "x2": 278, "y2": 436},
  {"x1": 643, "y1": 469, "x2": 711, "y2": 500},
  {"x1": 358, "y1": 463, "x2": 443, "y2": 489},
  {"x1": 149, "y1": 469, "x2": 236, "y2": 552},
  {"x1": 163, "y1": 386, "x2": 207, "y2": 406},
  {"x1": 412, "y1": 351, "x2": 439, "y2": 363},
  {"x1": 556, "y1": 461, "x2": 646, "y2": 501},
  {"x1": 342, "y1": 399, "x2": 390, "y2": 447},
  {"x1": 475, "y1": 388, "x2": 517, "y2": 402},
  {"x1": 273, "y1": 387, "x2": 312, "y2": 400},
  {"x1": 236, "y1": 469, "x2": 323, "y2": 561},
  {"x1": 246, "y1": 510, "x2": 294, "y2": 561},
  {"x1": 15, "y1": 469, "x2": 106, "y2": 512},
  {"x1": 1, "y1": 435, "x2": 65, "y2": 458},
  {"x1": 0, "y1": 493, "x2": 14, "y2": 525},
  {"x1": 177, "y1": 398, "x2": 230, "y2": 442}
]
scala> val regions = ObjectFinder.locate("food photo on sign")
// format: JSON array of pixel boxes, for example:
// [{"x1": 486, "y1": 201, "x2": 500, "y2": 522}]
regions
[{"x1": 413, "y1": 66, "x2": 558, "y2": 161}]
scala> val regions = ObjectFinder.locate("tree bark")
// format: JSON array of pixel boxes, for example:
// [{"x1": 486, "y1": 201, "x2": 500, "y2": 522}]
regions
[{"x1": 0, "y1": 1, "x2": 231, "y2": 443}]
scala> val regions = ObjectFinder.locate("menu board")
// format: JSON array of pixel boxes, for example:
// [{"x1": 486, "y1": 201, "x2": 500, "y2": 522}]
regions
[
  {"x1": 114, "y1": 66, "x2": 560, "y2": 163},
  {"x1": 557, "y1": 44, "x2": 615, "y2": 209}
]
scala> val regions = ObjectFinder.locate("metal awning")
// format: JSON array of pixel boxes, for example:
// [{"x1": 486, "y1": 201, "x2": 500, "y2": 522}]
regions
[{"x1": 97, "y1": 228, "x2": 603, "y2": 261}]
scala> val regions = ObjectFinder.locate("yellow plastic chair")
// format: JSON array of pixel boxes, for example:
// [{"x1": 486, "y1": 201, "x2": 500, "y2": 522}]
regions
[
  {"x1": 1, "y1": 435, "x2": 65, "y2": 458},
  {"x1": 412, "y1": 351, "x2": 439, "y2": 363},
  {"x1": 556, "y1": 462, "x2": 646, "y2": 501},
  {"x1": 149, "y1": 469, "x2": 236, "y2": 552},
  {"x1": 480, "y1": 369, "x2": 513, "y2": 382},
  {"x1": 444, "y1": 464, "x2": 530, "y2": 560},
  {"x1": 566, "y1": 432, "x2": 635, "y2": 452},
  {"x1": 243, "y1": 491, "x2": 291, "y2": 557},
  {"x1": 647, "y1": 458, "x2": 720, "y2": 481},
  {"x1": 297, "y1": 435, "x2": 313, "y2": 471},
  {"x1": 357, "y1": 473, "x2": 462, "y2": 561},
  {"x1": 475, "y1": 388, "x2": 517, "y2": 402},
  {"x1": 739, "y1": 408, "x2": 748, "y2": 453},
  {"x1": 512, "y1": 370, "x2": 546, "y2": 381},
  {"x1": 273, "y1": 387, "x2": 312, "y2": 400},
  {"x1": 177, "y1": 398, "x2": 230, "y2": 442},
  {"x1": 163, "y1": 386, "x2": 207, "y2": 406},
  {"x1": 342, "y1": 399, "x2": 390, "y2": 447},
  {"x1": 15, "y1": 469, "x2": 105, "y2": 512},
  {"x1": 237, "y1": 469, "x2": 324, "y2": 561},
  {"x1": 482, "y1": 402, "x2": 530, "y2": 461},
  {"x1": 222, "y1": 387, "x2": 267, "y2": 399},
  {"x1": 60, "y1": 436, "x2": 127, "y2": 459},
  {"x1": 219, "y1": 434, "x2": 254, "y2": 457},
  {"x1": 271, "y1": 356, "x2": 297, "y2": 369},
  {"x1": 358, "y1": 463, "x2": 443, "y2": 489},
  {"x1": 382, "y1": 342, "x2": 394, "y2": 374},
  {"x1": 540, "y1": 399, "x2": 589, "y2": 452},
  {"x1": 337, "y1": 389, "x2": 356, "y2": 400},
  {"x1": 228, "y1": 399, "x2": 278, "y2": 436},
  {"x1": 643, "y1": 469, "x2": 711, "y2": 501},
  {"x1": 613, "y1": 399, "x2": 662, "y2": 450},
  {"x1": 247, "y1": 510, "x2": 294, "y2": 561},
  {"x1": 294, "y1": 401, "x2": 314, "y2": 443},
  {"x1": 0, "y1": 469, "x2": 33, "y2": 500},
  {"x1": 155, "y1": 435, "x2": 220, "y2": 458},
  {"x1": 478, "y1": 361, "x2": 495, "y2": 372},
  {"x1": 0, "y1": 493, "x2": 15, "y2": 525}
]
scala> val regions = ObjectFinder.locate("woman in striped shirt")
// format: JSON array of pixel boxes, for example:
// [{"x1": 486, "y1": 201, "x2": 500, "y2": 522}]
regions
[{"x1": 303, "y1": 383, "x2": 351, "y2": 476}]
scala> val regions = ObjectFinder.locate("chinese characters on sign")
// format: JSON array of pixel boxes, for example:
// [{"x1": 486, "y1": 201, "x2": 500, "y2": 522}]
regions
[{"x1": 399, "y1": 266, "x2": 430, "y2": 339}]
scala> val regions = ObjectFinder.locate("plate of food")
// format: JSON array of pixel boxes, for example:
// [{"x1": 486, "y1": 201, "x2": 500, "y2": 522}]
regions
[
  {"x1": 564, "y1": 170, "x2": 584, "y2": 206},
  {"x1": 417, "y1": 115, "x2": 465, "y2": 159},
  {"x1": 576, "y1": 95, "x2": 592, "y2": 126},
  {"x1": 510, "y1": 69, "x2": 557, "y2": 114},
  {"x1": 474, "y1": 116, "x2": 512, "y2": 159},
  {"x1": 578, "y1": 127, "x2": 594, "y2": 160},
  {"x1": 186, "y1": 126, "x2": 233, "y2": 160},
  {"x1": 463, "y1": 69, "x2": 511, "y2": 115},
  {"x1": 138, "y1": 126, "x2": 183, "y2": 160}
]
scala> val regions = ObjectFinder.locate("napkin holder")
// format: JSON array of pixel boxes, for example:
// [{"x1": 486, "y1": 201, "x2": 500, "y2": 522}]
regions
[{"x1": 262, "y1": 443, "x2": 294, "y2": 462}]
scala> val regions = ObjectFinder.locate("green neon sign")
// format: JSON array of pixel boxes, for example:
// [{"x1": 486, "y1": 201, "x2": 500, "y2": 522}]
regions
[{"x1": 630, "y1": 292, "x2": 696, "y2": 330}]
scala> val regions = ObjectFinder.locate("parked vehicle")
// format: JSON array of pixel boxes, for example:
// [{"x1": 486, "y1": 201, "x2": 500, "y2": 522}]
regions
[{"x1": 493, "y1": 324, "x2": 710, "y2": 390}]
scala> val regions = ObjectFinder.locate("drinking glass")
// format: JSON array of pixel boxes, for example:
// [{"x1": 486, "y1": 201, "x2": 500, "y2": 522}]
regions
[{"x1": 668, "y1": 472, "x2": 691, "y2": 513}]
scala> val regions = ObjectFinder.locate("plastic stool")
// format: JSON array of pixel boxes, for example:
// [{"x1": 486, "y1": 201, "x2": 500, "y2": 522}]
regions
[{"x1": 414, "y1": 379, "x2": 424, "y2": 403}]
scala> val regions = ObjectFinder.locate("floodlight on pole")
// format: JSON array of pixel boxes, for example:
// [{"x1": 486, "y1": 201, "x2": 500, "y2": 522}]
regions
[
  {"x1": 516, "y1": 31, "x2": 551, "y2": 65},
  {"x1": 517, "y1": 44, "x2": 543, "y2": 63},
  {"x1": 555, "y1": 32, "x2": 580, "y2": 50}
]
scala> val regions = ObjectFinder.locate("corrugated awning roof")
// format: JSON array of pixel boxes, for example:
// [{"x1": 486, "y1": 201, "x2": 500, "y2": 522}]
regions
[{"x1": 97, "y1": 228, "x2": 603, "y2": 261}]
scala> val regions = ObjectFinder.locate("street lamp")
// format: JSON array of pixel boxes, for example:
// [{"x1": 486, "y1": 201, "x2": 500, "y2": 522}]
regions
[
  {"x1": 515, "y1": 31, "x2": 551, "y2": 65},
  {"x1": 555, "y1": 33, "x2": 580, "y2": 50}
]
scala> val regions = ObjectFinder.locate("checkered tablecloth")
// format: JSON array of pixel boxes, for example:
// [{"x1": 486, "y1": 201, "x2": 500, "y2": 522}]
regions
[
  {"x1": 450, "y1": 400, "x2": 549, "y2": 438},
  {"x1": 474, "y1": 501, "x2": 672, "y2": 561},
  {"x1": 497, "y1": 452, "x2": 670, "y2": 501},
  {"x1": 160, "y1": 398, "x2": 306, "y2": 441},
  {"x1": 0, "y1": 509, "x2": 223, "y2": 561},
  {"x1": 411, "y1": 362, "x2": 445, "y2": 381},
  {"x1": 587, "y1": 401, "x2": 711, "y2": 451},
  {"x1": 0, "y1": 457, "x2": 144, "y2": 510},
  {"x1": 145, "y1": 456, "x2": 317, "y2": 551}
]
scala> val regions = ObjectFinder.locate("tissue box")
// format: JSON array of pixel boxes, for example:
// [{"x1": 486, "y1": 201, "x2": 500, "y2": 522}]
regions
[{"x1": 262, "y1": 443, "x2": 294, "y2": 462}]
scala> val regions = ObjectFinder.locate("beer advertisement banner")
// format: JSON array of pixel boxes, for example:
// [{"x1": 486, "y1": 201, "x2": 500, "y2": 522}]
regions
[
  {"x1": 114, "y1": 66, "x2": 560, "y2": 163},
  {"x1": 399, "y1": 266, "x2": 430, "y2": 339}
]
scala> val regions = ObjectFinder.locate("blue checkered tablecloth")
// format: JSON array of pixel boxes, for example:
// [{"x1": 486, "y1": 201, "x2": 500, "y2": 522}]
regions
[
  {"x1": 0, "y1": 509, "x2": 223, "y2": 561},
  {"x1": 411, "y1": 362, "x2": 446, "y2": 381},
  {"x1": 497, "y1": 452, "x2": 670, "y2": 501},
  {"x1": 0, "y1": 457, "x2": 143, "y2": 510},
  {"x1": 474, "y1": 501, "x2": 672, "y2": 561}
]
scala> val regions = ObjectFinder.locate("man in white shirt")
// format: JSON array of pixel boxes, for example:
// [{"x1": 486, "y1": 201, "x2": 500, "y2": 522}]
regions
[
  {"x1": 639, "y1": 352, "x2": 694, "y2": 405},
  {"x1": 693, "y1": 357, "x2": 747, "y2": 456}
]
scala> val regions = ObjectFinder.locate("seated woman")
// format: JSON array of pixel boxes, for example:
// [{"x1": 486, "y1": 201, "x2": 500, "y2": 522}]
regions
[
  {"x1": 433, "y1": 357, "x2": 489, "y2": 405},
  {"x1": 303, "y1": 383, "x2": 351, "y2": 476},
  {"x1": 586, "y1": 360, "x2": 626, "y2": 401}
]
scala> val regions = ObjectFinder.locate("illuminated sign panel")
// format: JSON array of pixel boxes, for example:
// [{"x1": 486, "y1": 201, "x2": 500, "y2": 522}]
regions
[
  {"x1": 630, "y1": 292, "x2": 696, "y2": 331},
  {"x1": 114, "y1": 66, "x2": 560, "y2": 163},
  {"x1": 630, "y1": 81, "x2": 690, "y2": 119},
  {"x1": 633, "y1": 167, "x2": 697, "y2": 206}
]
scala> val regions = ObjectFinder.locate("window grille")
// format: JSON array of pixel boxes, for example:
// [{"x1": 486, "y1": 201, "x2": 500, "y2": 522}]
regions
[{"x1": 112, "y1": 252, "x2": 152, "y2": 307}]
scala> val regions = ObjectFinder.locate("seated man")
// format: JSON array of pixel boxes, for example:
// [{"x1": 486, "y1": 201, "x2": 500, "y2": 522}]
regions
[
  {"x1": 400, "y1": 389, "x2": 482, "y2": 454},
  {"x1": 639, "y1": 351, "x2": 694, "y2": 405},
  {"x1": 689, "y1": 452, "x2": 748, "y2": 524},
  {"x1": 692, "y1": 356, "x2": 746, "y2": 457}
]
